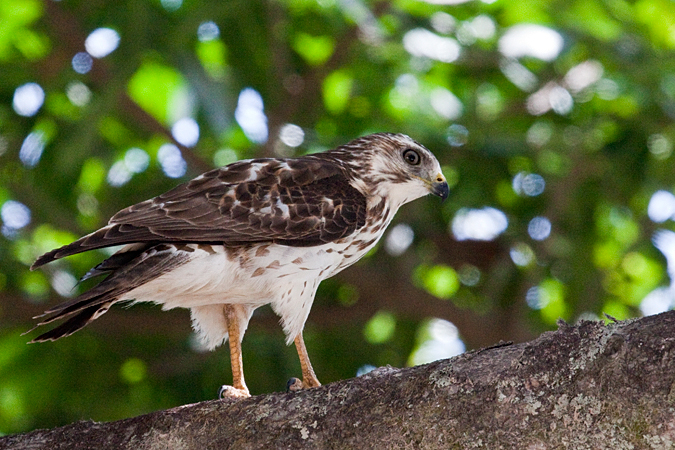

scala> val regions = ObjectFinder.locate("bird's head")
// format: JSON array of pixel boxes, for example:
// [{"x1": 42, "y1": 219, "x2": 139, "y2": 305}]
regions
[{"x1": 336, "y1": 133, "x2": 449, "y2": 208}]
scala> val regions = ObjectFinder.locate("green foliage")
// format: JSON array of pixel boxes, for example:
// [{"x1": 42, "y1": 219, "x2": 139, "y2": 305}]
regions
[
  {"x1": 292, "y1": 33, "x2": 335, "y2": 66},
  {"x1": 322, "y1": 69, "x2": 353, "y2": 114},
  {"x1": 128, "y1": 62, "x2": 188, "y2": 125},
  {"x1": 1, "y1": 0, "x2": 675, "y2": 435},
  {"x1": 414, "y1": 264, "x2": 460, "y2": 300},
  {"x1": 0, "y1": 0, "x2": 46, "y2": 61},
  {"x1": 363, "y1": 311, "x2": 396, "y2": 344}
]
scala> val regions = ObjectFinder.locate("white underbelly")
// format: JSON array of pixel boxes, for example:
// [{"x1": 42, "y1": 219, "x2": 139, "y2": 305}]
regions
[{"x1": 124, "y1": 243, "x2": 348, "y2": 311}]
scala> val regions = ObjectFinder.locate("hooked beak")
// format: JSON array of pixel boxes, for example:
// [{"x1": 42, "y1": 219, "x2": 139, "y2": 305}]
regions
[{"x1": 430, "y1": 173, "x2": 450, "y2": 201}]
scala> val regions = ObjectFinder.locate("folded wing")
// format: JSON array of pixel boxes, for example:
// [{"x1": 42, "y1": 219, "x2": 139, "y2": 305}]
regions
[{"x1": 32, "y1": 157, "x2": 367, "y2": 269}]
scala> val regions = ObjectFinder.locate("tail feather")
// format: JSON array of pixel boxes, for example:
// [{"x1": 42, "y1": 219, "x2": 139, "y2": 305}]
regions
[
  {"x1": 27, "y1": 242, "x2": 192, "y2": 342},
  {"x1": 32, "y1": 290, "x2": 115, "y2": 325},
  {"x1": 78, "y1": 245, "x2": 150, "y2": 282},
  {"x1": 27, "y1": 302, "x2": 113, "y2": 343}
]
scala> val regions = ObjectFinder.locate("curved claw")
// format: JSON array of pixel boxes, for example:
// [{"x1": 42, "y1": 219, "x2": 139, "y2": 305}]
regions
[
  {"x1": 218, "y1": 384, "x2": 250, "y2": 399},
  {"x1": 286, "y1": 377, "x2": 303, "y2": 393},
  {"x1": 286, "y1": 376, "x2": 320, "y2": 393}
]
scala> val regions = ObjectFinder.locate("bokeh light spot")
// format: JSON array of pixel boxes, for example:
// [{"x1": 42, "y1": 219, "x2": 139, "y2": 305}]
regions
[
  {"x1": 356, "y1": 365, "x2": 377, "y2": 377},
  {"x1": 510, "y1": 242, "x2": 535, "y2": 267},
  {"x1": 513, "y1": 172, "x2": 545, "y2": 196},
  {"x1": 528, "y1": 216, "x2": 552, "y2": 241},
  {"x1": 19, "y1": 131, "x2": 45, "y2": 167},
  {"x1": 278, "y1": 124, "x2": 305, "y2": 147},
  {"x1": 430, "y1": 12, "x2": 456, "y2": 34},
  {"x1": 385, "y1": 223, "x2": 414, "y2": 256},
  {"x1": 197, "y1": 21, "x2": 220, "y2": 42},
  {"x1": 500, "y1": 59, "x2": 538, "y2": 92},
  {"x1": 526, "y1": 286, "x2": 546, "y2": 309},
  {"x1": 158, "y1": 143, "x2": 187, "y2": 178},
  {"x1": 549, "y1": 86, "x2": 574, "y2": 115},
  {"x1": 648, "y1": 190, "x2": 675, "y2": 223},
  {"x1": 640, "y1": 288, "x2": 672, "y2": 316},
  {"x1": 85, "y1": 28, "x2": 120, "y2": 58},
  {"x1": 172, "y1": 117, "x2": 200, "y2": 147},
  {"x1": 13, "y1": 83, "x2": 44, "y2": 117},
  {"x1": 564, "y1": 60, "x2": 603, "y2": 93},
  {"x1": 446, "y1": 124, "x2": 469, "y2": 147},
  {"x1": 499, "y1": 24, "x2": 564, "y2": 61},
  {"x1": 409, "y1": 319, "x2": 465, "y2": 366},
  {"x1": 51, "y1": 270, "x2": 77, "y2": 298},
  {"x1": 107, "y1": 160, "x2": 132, "y2": 187},
  {"x1": 653, "y1": 229, "x2": 675, "y2": 278},
  {"x1": 66, "y1": 82, "x2": 92, "y2": 106},
  {"x1": 648, "y1": 134, "x2": 673, "y2": 160},
  {"x1": 124, "y1": 148, "x2": 150, "y2": 173},
  {"x1": 161, "y1": 0, "x2": 182, "y2": 11},
  {"x1": 1, "y1": 201, "x2": 31, "y2": 231},
  {"x1": 526, "y1": 121, "x2": 553, "y2": 147},
  {"x1": 403, "y1": 28, "x2": 461, "y2": 63},
  {"x1": 431, "y1": 88, "x2": 463, "y2": 120},
  {"x1": 458, "y1": 264, "x2": 481, "y2": 286},
  {"x1": 72, "y1": 52, "x2": 93, "y2": 74},
  {"x1": 235, "y1": 88, "x2": 268, "y2": 144},
  {"x1": 452, "y1": 207, "x2": 508, "y2": 241}
]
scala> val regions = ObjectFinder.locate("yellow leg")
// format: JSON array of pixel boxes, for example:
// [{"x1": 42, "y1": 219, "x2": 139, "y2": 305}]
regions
[
  {"x1": 218, "y1": 305, "x2": 250, "y2": 399},
  {"x1": 288, "y1": 333, "x2": 321, "y2": 391}
]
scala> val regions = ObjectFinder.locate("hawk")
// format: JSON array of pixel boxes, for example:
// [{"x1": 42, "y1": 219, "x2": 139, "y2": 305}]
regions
[{"x1": 28, "y1": 132, "x2": 449, "y2": 398}]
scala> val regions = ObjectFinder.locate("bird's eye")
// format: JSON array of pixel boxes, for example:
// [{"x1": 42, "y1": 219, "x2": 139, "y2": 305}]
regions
[{"x1": 403, "y1": 149, "x2": 421, "y2": 165}]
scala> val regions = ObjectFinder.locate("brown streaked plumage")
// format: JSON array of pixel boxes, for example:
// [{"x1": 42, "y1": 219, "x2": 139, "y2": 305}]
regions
[{"x1": 28, "y1": 132, "x2": 449, "y2": 398}]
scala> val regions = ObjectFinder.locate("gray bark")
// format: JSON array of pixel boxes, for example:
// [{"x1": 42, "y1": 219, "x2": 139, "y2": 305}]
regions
[{"x1": 2, "y1": 311, "x2": 675, "y2": 449}]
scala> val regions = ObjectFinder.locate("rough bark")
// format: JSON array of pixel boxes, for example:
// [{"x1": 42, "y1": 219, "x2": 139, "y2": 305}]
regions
[{"x1": 3, "y1": 311, "x2": 675, "y2": 449}]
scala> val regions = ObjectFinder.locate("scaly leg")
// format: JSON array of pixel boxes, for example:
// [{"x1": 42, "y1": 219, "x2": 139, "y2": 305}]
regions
[
  {"x1": 218, "y1": 305, "x2": 250, "y2": 399},
  {"x1": 287, "y1": 333, "x2": 321, "y2": 392}
]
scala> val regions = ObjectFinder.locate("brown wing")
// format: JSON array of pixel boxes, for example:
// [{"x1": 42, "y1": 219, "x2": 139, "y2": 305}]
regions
[{"x1": 32, "y1": 157, "x2": 367, "y2": 269}]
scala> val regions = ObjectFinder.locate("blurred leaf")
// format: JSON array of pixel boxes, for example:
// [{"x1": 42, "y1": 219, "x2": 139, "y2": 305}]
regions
[
  {"x1": 322, "y1": 69, "x2": 353, "y2": 114},
  {"x1": 128, "y1": 61, "x2": 187, "y2": 125},
  {"x1": 293, "y1": 33, "x2": 335, "y2": 66},
  {"x1": 196, "y1": 39, "x2": 227, "y2": 79},
  {"x1": 120, "y1": 358, "x2": 147, "y2": 384},
  {"x1": 44, "y1": 92, "x2": 80, "y2": 120},
  {"x1": 539, "y1": 278, "x2": 568, "y2": 324},
  {"x1": 414, "y1": 264, "x2": 460, "y2": 300},
  {"x1": 363, "y1": 311, "x2": 396, "y2": 344},
  {"x1": 12, "y1": 28, "x2": 50, "y2": 61},
  {"x1": 19, "y1": 270, "x2": 49, "y2": 299},
  {"x1": 0, "y1": 0, "x2": 43, "y2": 61},
  {"x1": 77, "y1": 158, "x2": 107, "y2": 194},
  {"x1": 568, "y1": 0, "x2": 623, "y2": 41},
  {"x1": 634, "y1": 0, "x2": 675, "y2": 48},
  {"x1": 99, "y1": 116, "x2": 134, "y2": 147}
]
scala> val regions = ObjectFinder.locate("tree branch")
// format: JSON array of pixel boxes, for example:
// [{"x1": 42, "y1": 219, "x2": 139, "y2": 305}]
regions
[{"x1": 3, "y1": 311, "x2": 675, "y2": 449}]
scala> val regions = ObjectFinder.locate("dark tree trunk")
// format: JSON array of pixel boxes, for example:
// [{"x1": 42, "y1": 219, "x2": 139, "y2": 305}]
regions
[{"x1": 3, "y1": 311, "x2": 675, "y2": 449}]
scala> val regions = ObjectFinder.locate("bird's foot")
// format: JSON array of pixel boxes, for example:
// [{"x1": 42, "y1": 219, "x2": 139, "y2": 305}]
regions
[
  {"x1": 218, "y1": 384, "x2": 250, "y2": 399},
  {"x1": 286, "y1": 377, "x2": 321, "y2": 393}
]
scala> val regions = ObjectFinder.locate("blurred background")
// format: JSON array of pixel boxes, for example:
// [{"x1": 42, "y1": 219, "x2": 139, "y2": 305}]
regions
[{"x1": 2, "y1": 0, "x2": 675, "y2": 435}]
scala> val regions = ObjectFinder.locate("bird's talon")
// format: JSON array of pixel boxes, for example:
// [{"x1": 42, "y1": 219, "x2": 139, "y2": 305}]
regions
[
  {"x1": 286, "y1": 377, "x2": 303, "y2": 392},
  {"x1": 286, "y1": 376, "x2": 321, "y2": 392},
  {"x1": 218, "y1": 384, "x2": 250, "y2": 399}
]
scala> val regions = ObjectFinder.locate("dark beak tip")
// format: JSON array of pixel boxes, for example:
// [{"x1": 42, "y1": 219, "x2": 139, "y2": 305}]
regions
[{"x1": 433, "y1": 181, "x2": 450, "y2": 201}]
